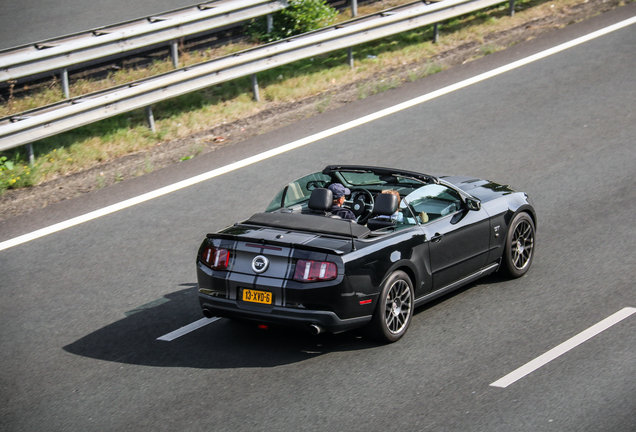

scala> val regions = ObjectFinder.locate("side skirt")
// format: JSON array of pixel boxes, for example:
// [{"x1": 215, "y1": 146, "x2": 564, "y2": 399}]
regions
[{"x1": 414, "y1": 262, "x2": 500, "y2": 308}]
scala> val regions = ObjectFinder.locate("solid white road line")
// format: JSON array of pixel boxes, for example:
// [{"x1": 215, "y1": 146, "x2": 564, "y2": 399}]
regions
[
  {"x1": 490, "y1": 307, "x2": 636, "y2": 388},
  {"x1": 1, "y1": 16, "x2": 635, "y2": 253},
  {"x1": 156, "y1": 317, "x2": 221, "y2": 341}
]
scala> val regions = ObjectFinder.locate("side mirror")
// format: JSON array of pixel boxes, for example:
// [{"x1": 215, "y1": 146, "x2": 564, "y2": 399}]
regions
[{"x1": 465, "y1": 197, "x2": 481, "y2": 211}]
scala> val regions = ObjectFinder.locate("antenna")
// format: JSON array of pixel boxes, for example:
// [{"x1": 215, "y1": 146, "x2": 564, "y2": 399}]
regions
[{"x1": 349, "y1": 219, "x2": 356, "y2": 251}]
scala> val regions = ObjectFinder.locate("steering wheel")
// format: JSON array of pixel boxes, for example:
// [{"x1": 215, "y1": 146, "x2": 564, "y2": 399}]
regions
[{"x1": 345, "y1": 188, "x2": 374, "y2": 224}]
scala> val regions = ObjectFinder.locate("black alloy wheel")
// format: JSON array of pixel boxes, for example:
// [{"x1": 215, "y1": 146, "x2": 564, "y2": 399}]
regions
[
  {"x1": 369, "y1": 270, "x2": 414, "y2": 343},
  {"x1": 503, "y1": 212, "x2": 535, "y2": 278}
]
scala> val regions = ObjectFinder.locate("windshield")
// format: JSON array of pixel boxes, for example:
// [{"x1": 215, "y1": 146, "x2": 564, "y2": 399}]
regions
[
  {"x1": 338, "y1": 172, "x2": 384, "y2": 186},
  {"x1": 338, "y1": 171, "x2": 424, "y2": 187}
]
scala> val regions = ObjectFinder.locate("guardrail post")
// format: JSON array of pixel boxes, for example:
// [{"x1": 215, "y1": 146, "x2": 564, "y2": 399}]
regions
[
  {"x1": 26, "y1": 143, "x2": 34, "y2": 165},
  {"x1": 351, "y1": 0, "x2": 358, "y2": 17},
  {"x1": 61, "y1": 68, "x2": 70, "y2": 99},
  {"x1": 267, "y1": 14, "x2": 273, "y2": 33},
  {"x1": 509, "y1": 0, "x2": 515, "y2": 17},
  {"x1": 433, "y1": 23, "x2": 439, "y2": 44},
  {"x1": 347, "y1": 47, "x2": 354, "y2": 69},
  {"x1": 145, "y1": 106, "x2": 156, "y2": 132},
  {"x1": 251, "y1": 74, "x2": 261, "y2": 102},
  {"x1": 170, "y1": 41, "x2": 179, "y2": 68}
]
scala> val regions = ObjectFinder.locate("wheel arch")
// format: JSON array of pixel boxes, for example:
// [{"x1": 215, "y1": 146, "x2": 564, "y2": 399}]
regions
[
  {"x1": 381, "y1": 260, "x2": 418, "y2": 290},
  {"x1": 396, "y1": 264, "x2": 417, "y2": 289},
  {"x1": 502, "y1": 202, "x2": 537, "y2": 234},
  {"x1": 515, "y1": 204, "x2": 537, "y2": 231}
]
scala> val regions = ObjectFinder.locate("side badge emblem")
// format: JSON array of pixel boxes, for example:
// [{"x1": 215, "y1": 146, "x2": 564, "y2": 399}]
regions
[{"x1": 252, "y1": 255, "x2": 269, "y2": 274}]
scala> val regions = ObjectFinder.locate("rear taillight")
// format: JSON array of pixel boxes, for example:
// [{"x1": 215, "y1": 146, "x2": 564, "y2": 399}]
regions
[
  {"x1": 293, "y1": 259, "x2": 337, "y2": 282},
  {"x1": 200, "y1": 246, "x2": 230, "y2": 270}
]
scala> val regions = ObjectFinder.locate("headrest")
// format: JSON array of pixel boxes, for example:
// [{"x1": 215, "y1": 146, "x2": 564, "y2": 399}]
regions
[
  {"x1": 372, "y1": 193, "x2": 399, "y2": 216},
  {"x1": 308, "y1": 188, "x2": 333, "y2": 211}
]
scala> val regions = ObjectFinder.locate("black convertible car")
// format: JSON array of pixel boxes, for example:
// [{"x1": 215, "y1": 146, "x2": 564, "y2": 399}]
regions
[{"x1": 197, "y1": 165, "x2": 536, "y2": 342}]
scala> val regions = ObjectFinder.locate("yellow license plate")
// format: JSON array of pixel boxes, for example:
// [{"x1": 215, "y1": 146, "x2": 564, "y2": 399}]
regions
[{"x1": 242, "y1": 288, "x2": 272, "y2": 305}]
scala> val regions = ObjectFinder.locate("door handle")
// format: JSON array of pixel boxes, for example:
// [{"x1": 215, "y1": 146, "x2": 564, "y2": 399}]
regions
[{"x1": 431, "y1": 233, "x2": 444, "y2": 243}]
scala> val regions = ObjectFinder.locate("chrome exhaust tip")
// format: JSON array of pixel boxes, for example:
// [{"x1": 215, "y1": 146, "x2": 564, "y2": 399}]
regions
[
  {"x1": 309, "y1": 324, "x2": 323, "y2": 335},
  {"x1": 202, "y1": 308, "x2": 214, "y2": 318}
]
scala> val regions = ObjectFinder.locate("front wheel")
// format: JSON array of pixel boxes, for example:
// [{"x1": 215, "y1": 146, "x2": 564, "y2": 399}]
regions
[
  {"x1": 368, "y1": 270, "x2": 414, "y2": 343},
  {"x1": 502, "y1": 212, "x2": 535, "y2": 278}
]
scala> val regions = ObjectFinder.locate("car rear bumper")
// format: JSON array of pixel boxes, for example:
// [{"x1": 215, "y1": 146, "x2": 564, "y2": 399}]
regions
[{"x1": 199, "y1": 293, "x2": 372, "y2": 334}]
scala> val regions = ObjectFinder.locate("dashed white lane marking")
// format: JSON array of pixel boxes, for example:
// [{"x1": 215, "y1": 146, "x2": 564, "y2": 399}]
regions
[
  {"x1": 156, "y1": 317, "x2": 220, "y2": 341},
  {"x1": 1, "y1": 16, "x2": 635, "y2": 253},
  {"x1": 490, "y1": 307, "x2": 636, "y2": 388}
]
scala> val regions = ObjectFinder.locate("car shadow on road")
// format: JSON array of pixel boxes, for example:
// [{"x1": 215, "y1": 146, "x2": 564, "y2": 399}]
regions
[
  {"x1": 64, "y1": 272, "x2": 513, "y2": 369},
  {"x1": 63, "y1": 283, "x2": 381, "y2": 369}
]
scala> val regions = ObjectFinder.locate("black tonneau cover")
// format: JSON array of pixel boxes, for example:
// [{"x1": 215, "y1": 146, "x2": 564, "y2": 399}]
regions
[{"x1": 244, "y1": 212, "x2": 371, "y2": 239}]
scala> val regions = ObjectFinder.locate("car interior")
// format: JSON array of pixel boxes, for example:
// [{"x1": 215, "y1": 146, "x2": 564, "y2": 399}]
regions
[{"x1": 265, "y1": 169, "x2": 467, "y2": 234}]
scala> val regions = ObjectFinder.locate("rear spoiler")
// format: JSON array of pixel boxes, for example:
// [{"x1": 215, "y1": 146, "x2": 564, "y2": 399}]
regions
[{"x1": 206, "y1": 233, "x2": 346, "y2": 256}]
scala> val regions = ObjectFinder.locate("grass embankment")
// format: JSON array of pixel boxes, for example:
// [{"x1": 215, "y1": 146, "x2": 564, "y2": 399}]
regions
[{"x1": 0, "y1": 0, "x2": 608, "y2": 193}]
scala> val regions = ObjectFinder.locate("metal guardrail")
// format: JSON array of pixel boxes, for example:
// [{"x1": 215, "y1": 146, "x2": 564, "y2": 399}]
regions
[
  {"x1": 0, "y1": 0, "x2": 508, "y2": 153},
  {"x1": 0, "y1": 0, "x2": 287, "y2": 89}
]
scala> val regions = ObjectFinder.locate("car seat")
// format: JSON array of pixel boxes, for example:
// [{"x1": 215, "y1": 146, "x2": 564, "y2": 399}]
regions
[
  {"x1": 366, "y1": 193, "x2": 399, "y2": 231},
  {"x1": 302, "y1": 188, "x2": 333, "y2": 216}
]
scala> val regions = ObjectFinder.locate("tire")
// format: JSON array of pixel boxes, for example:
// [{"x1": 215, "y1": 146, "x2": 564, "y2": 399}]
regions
[
  {"x1": 502, "y1": 212, "x2": 535, "y2": 278},
  {"x1": 368, "y1": 270, "x2": 414, "y2": 343}
]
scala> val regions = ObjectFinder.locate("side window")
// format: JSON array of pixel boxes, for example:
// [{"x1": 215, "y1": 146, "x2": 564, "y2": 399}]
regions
[
  {"x1": 397, "y1": 200, "x2": 419, "y2": 229},
  {"x1": 265, "y1": 172, "x2": 331, "y2": 212},
  {"x1": 405, "y1": 185, "x2": 462, "y2": 223}
]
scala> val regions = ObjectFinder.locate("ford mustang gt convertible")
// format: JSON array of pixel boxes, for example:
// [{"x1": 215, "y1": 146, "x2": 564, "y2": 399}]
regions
[{"x1": 196, "y1": 165, "x2": 536, "y2": 342}]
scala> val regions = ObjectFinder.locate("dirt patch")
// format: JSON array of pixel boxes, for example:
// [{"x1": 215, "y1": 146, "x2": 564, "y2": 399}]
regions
[{"x1": 0, "y1": 0, "x2": 624, "y2": 221}]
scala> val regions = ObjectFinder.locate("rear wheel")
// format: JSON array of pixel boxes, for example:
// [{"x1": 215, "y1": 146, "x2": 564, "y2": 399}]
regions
[
  {"x1": 368, "y1": 270, "x2": 414, "y2": 343},
  {"x1": 503, "y1": 212, "x2": 535, "y2": 278}
]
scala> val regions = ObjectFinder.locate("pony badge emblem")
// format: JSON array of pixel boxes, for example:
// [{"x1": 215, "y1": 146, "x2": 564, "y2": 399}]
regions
[{"x1": 252, "y1": 255, "x2": 269, "y2": 274}]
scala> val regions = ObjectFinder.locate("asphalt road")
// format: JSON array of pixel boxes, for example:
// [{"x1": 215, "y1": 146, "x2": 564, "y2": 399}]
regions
[
  {"x1": 0, "y1": 0, "x2": 206, "y2": 49},
  {"x1": 1, "y1": 4, "x2": 636, "y2": 431}
]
